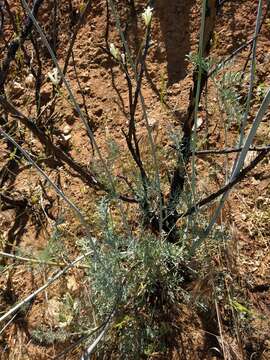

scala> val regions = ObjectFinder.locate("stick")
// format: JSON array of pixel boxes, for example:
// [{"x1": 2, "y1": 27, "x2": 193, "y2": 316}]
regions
[
  {"x1": 0, "y1": 250, "x2": 93, "y2": 324},
  {"x1": 0, "y1": 251, "x2": 91, "y2": 269}
]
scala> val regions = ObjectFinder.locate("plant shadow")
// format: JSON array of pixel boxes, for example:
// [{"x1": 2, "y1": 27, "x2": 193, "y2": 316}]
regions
[{"x1": 155, "y1": 0, "x2": 196, "y2": 86}]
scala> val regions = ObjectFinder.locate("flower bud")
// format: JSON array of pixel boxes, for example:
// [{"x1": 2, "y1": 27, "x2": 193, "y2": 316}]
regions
[
  {"x1": 142, "y1": 6, "x2": 153, "y2": 27},
  {"x1": 121, "y1": 53, "x2": 126, "y2": 64},
  {"x1": 109, "y1": 43, "x2": 119, "y2": 60}
]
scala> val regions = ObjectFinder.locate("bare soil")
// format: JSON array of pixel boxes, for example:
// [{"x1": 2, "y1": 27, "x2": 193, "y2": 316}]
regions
[{"x1": 0, "y1": 0, "x2": 270, "y2": 359}]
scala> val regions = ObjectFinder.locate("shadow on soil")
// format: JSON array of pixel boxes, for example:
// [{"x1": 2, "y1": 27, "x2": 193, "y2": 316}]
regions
[{"x1": 156, "y1": 0, "x2": 196, "y2": 85}]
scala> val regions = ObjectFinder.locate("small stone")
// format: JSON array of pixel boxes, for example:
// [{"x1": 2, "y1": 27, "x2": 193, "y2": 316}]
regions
[
  {"x1": 67, "y1": 275, "x2": 79, "y2": 292},
  {"x1": 25, "y1": 74, "x2": 35, "y2": 88},
  {"x1": 63, "y1": 125, "x2": 72, "y2": 135},
  {"x1": 62, "y1": 133, "x2": 72, "y2": 142}
]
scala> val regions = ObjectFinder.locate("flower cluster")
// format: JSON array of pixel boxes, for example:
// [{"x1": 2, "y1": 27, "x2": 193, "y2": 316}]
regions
[{"x1": 142, "y1": 6, "x2": 153, "y2": 27}]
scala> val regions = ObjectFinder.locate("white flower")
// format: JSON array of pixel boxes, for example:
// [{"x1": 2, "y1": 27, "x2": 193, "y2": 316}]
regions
[
  {"x1": 121, "y1": 53, "x2": 126, "y2": 64},
  {"x1": 142, "y1": 6, "x2": 153, "y2": 27},
  {"x1": 25, "y1": 74, "x2": 35, "y2": 88},
  {"x1": 48, "y1": 67, "x2": 60, "y2": 86},
  {"x1": 109, "y1": 43, "x2": 119, "y2": 60}
]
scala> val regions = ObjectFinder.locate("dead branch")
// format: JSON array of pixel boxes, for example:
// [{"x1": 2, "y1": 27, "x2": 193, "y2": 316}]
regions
[
  {"x1": 179, "y1": 147, "x2": 270, "y2": 219},
  {"x1": 0, "y1": 96, "x2": 137, "y2": 203},
  {"x1": 0, "y1": 0, "x2": 44, "y2": 90}
]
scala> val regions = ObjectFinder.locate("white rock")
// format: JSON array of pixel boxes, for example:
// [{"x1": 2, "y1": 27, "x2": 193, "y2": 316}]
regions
[{"x1": 63, "y1": 125, "x2": 72, "y2": 135}]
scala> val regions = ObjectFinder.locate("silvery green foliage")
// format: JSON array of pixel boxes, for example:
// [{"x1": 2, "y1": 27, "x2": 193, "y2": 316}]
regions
[
  {"x1": 81, "y1": 197, "x2": 186, "y2": 356},
  {"x1": 217, "y1": 71, "x2": 244, "y2": 126}
]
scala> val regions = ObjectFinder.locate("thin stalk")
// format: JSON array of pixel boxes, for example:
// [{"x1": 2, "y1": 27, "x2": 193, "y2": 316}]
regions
[
  {"x1": 62, "y1": 0, "x2": 92, "y2": 78},
  {"x1": 232, "y1": 87, "x2": 270, "y2": 180},
  {"x1": 0, "y1": 127, "x2": 105, "y2": 268},
  {"x1": 205, "y1": 87, "x2": 270, "y2": 250},
  {"x1": 238, "y1": 0, "x2": 263, "y2": 148},
  {"x1": 108, "y1": 1, "x2": 163, "y2": 230},
  {"x1": 81, "y1": 309, "x2": 114, "y2": 360},
  {"x1": 21, "y1": 0, "x2": 131, "y2": 237},
  {"x1": 0, "y1": 251, "x2": 91, "y2": 269},
  {"x1": 0, "y1": 249, "x2": 93, "y2": 323},
  {"x1": 194, "y1": 145, "x2": 270, "y2": 155},
  {"x1": 191, "y1": 0, "x2": 208, "y2": 204},
  {"x1": 107, "y1": 0, "x2": 134, "y2": 71},
  {"x1": 208, "y1": 36, "x2": 258, "y2": 79},
  {"x1": 191, "y1": 1, "x2": 268, "y2": 253},
  {"x1": 0, "y1": 314, "x2": 17, "y2": 336}
]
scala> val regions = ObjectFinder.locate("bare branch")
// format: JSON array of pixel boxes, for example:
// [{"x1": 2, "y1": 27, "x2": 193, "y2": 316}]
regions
[
  {"x1": 170, "y1": 144, "x2": 270, "y2": 155},
  {"x1": 0, "y1": 250, "x2": 93, "y2": 324},
  {"x1": 179, "y1": 147, "x2": 270, "y2": 219},
  {"x1": 0, "y1": 251, "x2": 91, "y2": 269},
  {"x1": 0, "y1": 96, "x2": 137, "y2": 203},
  {"x1": 0, "y1": 0, "x2": 44, "y2": 90}
]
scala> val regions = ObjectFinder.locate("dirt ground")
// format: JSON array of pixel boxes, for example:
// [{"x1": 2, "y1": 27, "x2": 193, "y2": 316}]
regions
[{"x1": 0, "y1": 0, "x2": 270, "y2": 359}]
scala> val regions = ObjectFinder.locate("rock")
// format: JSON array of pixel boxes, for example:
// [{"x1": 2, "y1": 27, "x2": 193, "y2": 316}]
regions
[{"x1": 63, "y1": 125, "x2": 72, "y2": 135}]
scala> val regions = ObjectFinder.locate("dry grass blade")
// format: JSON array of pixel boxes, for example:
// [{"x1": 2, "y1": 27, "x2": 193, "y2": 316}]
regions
[
  {"x1": 0, "y1": 250, "x2": 92, "y2": 324},
  {"x1": 0, "y1": 127, "x2": 106, "y2": 267}
]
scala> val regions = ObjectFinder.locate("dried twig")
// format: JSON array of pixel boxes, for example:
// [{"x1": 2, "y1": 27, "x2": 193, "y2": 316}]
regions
[
  {"x1": 0, "y1": 0, "x2": 44, "y2": 90},
  {"x1": 62, "y1": 0, "x2": 92, "y2": 78},
  {"x1": 0, "y1": 250, "x2": 93, "y2": 324},
  {"x1": 0, "y1": 251, "x2": 91, "y2": 269},
  {"x1": 179, "y1": 147, "x2": 270, "y2": 219},
  {"x1": 165, "y1": 0, "x2": 217, "y2": 241},
  {"x1": 195, "y1": 145, "x2": 270, "y2": 155},
  {"x1": 170, "y1": 144, "x2": 270, "y2": 155},
  {"x1": 0, "y1": 97, "x2": 137, "y2": 203}
]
